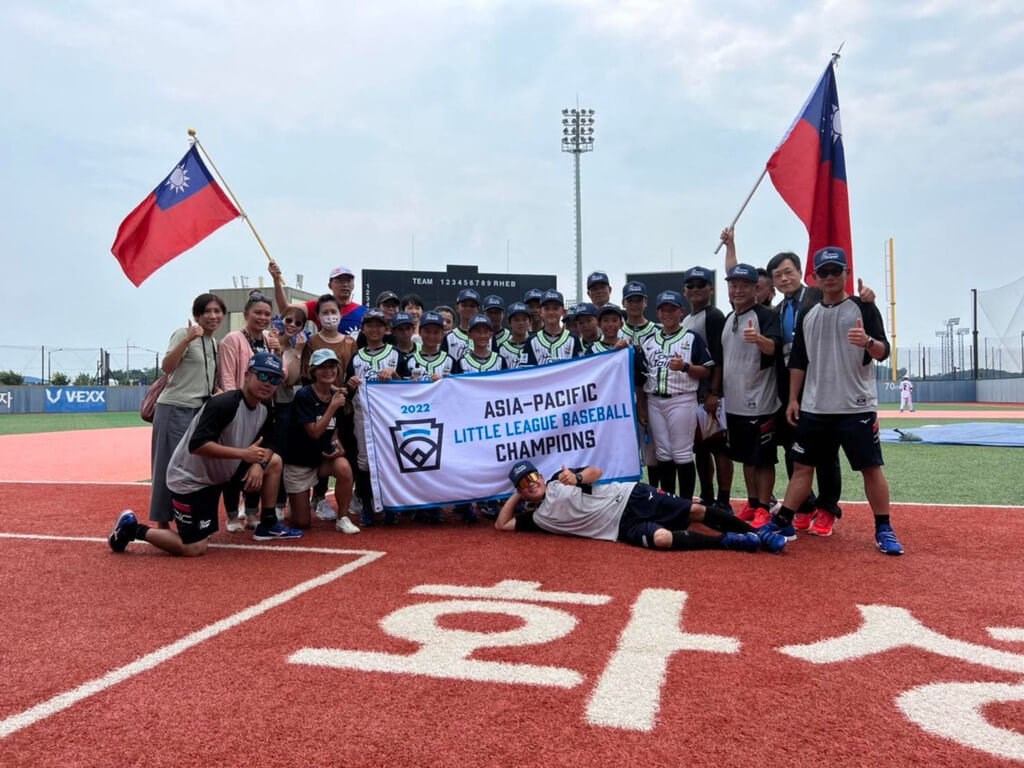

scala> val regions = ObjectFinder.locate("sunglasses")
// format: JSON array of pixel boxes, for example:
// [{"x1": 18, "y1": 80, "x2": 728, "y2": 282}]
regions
[
  {"x1": 283, "y1": 317, "x2": 304, "y2": 326},
  {"x1": 254, "y1": 371, "x2": 283, "y2": 385},
  {"x1": 816, "y1": 266, "x2": 844, "y2": 278},
  {"x1": 684, "y1": 281, "x2": 708, "y2": 289},
  {"x1": 516, "y1": 471, "x2": 541, "y2": 490}
]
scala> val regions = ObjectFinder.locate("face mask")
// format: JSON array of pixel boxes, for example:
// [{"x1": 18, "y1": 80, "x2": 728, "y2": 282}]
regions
[{"x1": 320, "y1": 314, "x2": 341, "y2": 329}]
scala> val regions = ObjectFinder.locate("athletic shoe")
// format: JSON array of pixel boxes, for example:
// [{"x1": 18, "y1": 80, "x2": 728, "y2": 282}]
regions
[
  {"x1": 360, "y1": 511, "x2": 375, "y2": 527},
  {"x1": 737, "y1": 502, "x2": 756, "y2": 522},
  {"x1": 756, "y1": 526, "x2": 787, "y2": 554},
  {"x1": 245, "y1": 513, "x2": 260, "y2": 530},
  {"x1": 226, "y1": 515, "x2": 245, "y2": 533},
  {"x1": 769, "y1": 496, "x2": 781, "y2": 514},
  {"x1": 315, "y1": 499, "x2": 337, "y2": 521},
  {"x1": 460, "y1": 505, "x2": 479, "y2": 524},
  {"x1": 720, "y1": 532, "x2": 760, "y2": 552},
  {"x1": 750, "y1": 507, "x2": 772, "y2": 529},
  {"x1": 253, "y1": 523, "x2": 304, "y2": 541},
  {"x1": 793, "y1": 511, "x2": 816, "y2": 531},
  {"x1": 349, "y1": 495, "x2": 364, "y2": 515},
  {"x1": 108, "y1": 510, "x2": 137, "y2": 553},
  {"x1": 383, "y1": 511, "x2": 398, "y2": 525},
  {"x1": 762, "y1": 516, "x2": 797, "y2": 542},
  {"x1": 875, "y1": 524, "x2": 904, "y2": 556},
  {"x1": 808, "y1": 509, "x2": 836, "y2": 537},
  {"x1": 336, "y1": 517, "x2": 360, "y2": 535}
]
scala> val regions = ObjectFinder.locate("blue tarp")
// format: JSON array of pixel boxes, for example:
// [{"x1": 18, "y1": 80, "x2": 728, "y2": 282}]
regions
[{"x1": 880, "y1": 422, "x2": 1024, "y2": 448}]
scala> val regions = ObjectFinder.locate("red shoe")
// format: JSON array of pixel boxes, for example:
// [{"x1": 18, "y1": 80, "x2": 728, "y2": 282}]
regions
[
  {"x1": 737, "y1": 503, "x2": 756, "y2": 522},
  {"x1": 808, "y1": 509, "x2": 836, "y2": 537},
  {"x1": 750, "y1": 507, "x2": 772, "y2": 529},
  {"x1": 793, "y1": 511, "x2": 816, "y2": 531}
]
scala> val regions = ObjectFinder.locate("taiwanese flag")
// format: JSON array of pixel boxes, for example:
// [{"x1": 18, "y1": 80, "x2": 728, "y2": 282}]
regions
[
  {"x1": 111, "y1": 146, "x2": 240, "y2": 286},
  {"x1": 767, "y1": 60, "x2": 854, "y2": 294}
]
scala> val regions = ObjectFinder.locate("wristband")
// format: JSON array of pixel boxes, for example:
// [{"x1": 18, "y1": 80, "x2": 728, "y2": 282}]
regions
[
  {"x1": 864, "y1": 337, "x2": 875, "y2": 350},
  {"x1": 574, "y1": 472, "x2": 584, "y2": 486}
]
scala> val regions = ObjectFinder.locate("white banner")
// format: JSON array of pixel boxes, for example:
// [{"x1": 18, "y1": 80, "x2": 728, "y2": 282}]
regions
[{"x1": 363, "y1": 347, "x2": 641, "y2": 510}]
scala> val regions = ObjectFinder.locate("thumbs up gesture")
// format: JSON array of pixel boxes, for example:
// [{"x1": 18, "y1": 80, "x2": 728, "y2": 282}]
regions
[
  {"x1": 742, "y1": 317, "x2": 759, "y2": 343},
  {"x1": 187, "y1": 319, "x2": 204, "y2": 341},
  {"x1": 848, "y1": 317, "x2": 870, "y2": 348},
  {"x1": 857, "y1": 278, "x2": 877, "y2": 304}
]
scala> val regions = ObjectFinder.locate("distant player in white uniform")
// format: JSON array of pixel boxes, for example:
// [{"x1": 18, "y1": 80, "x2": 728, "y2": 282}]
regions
[{"x1": 899, "y1": 376, "x2": 915, "y2": 412}]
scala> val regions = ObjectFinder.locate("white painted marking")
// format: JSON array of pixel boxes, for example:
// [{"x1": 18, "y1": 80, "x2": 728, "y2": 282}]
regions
[
  {"x1": 0, "y1": 532, "x2": 381, "y2": 557},
  {"x1": 988, "y1": 627, "x2": 1024, "y2": 643},
  {"x1": 898, "y1": 681, "x2": 1024, "y2": 761},
  {"x1": 411, "y1": 579, "x2": 611, "y2": 605},
  {"x1": 0, "y1": 548, "x2": 384, "y2": 739},
  {"x1": 779, "y1": 605, "x2": 1024, "y2": 673},
  {"x1": 290, "y1": 598, "x2": 582, "y2": 688},
  {"x1": 586, "y1": 589, "x2": 740, "y2": 731}
]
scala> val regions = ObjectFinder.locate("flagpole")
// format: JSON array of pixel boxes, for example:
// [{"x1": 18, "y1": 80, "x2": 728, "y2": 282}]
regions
[
  {"x1": 187, "y1": 128, "x2": 276, "y2": 269},
  {"x1": 713, "y1": 43, "x2": 845, "y2": 255}
]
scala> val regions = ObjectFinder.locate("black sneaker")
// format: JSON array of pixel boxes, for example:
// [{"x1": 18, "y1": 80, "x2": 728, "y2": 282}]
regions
[{"x1": 108, "y1": 510, "x2": 137, "y2": 553}]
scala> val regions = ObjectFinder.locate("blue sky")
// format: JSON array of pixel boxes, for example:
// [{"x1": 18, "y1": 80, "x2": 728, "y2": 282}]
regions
[{"x1": 3, "y1": 0, "x2": 1023, "y2": 377}]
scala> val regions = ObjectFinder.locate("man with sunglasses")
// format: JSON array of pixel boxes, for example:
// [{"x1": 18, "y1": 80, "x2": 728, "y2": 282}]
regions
[
  {"x1": 762, "y1": 247, "x2": 904, "y2": 556},
  {"x1": 495, "y1": 460, "x2": 786, "y2": 554},
  {"x1": 109, "y1": 353, "x2": 302, "y2": 556}
]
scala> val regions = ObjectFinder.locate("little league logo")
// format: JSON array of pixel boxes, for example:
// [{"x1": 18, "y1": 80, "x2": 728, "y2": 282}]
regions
[{"x1": 390, "y1": 418, "x2": 444, "y2": 473}]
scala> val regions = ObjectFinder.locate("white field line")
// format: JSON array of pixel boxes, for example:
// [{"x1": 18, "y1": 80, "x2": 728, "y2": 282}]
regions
[{"x1": 0, "y1": 536, "x2": 385, "y2": 740}]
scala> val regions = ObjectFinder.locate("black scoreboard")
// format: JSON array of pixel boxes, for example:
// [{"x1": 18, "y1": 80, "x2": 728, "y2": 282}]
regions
[{"x1": 362, "y1": 264, "x2": 557, "y2": 309}]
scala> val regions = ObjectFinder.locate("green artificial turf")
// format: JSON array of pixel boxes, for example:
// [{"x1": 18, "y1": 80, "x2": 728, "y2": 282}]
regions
[{"x1": 0, "y1": 412, "x2": 147, "y2": 435}]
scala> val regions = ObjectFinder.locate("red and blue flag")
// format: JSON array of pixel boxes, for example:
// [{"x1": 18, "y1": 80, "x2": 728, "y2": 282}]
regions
[
  {"x1": 767, "y1": 60, "x2": 854, "y2": 293},
  {"x1": 111, "y1": 146, "x2": 240, "y2": 286}
]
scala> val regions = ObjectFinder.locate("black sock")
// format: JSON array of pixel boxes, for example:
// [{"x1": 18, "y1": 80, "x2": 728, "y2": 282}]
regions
[
  {"x1": 874, "y1": 515, "x2": 891, "y2": 529},
  {"x1": 670, "y1": 529, "x2": 720, "y2": 551},
  {"x1": 716, "y1": 489, "x2": 732, "y2": 508},
  {"x1": 676, "y1": 462, "x2": 696, "y2": 500},
  {"x1": 747, "y1": 496, "x2": 758, "y2": 508},
  {"x1": 776, "y1": 505, "x2": 797, "y2": 526},
  {"x1": 134, "y1": 524, "x2": 150, "y2": 541},
  {"x1": 702, "y1": 506, "x2": 753, "y2": 534},
  {"x1": 658, "y1": 461, "x2": 676, "y2": 495},
  {"x1": 261, "y1": 505, "x2": 277, "y2": 528},
  {"x1": 314, "y1": 476, "x2": 329, "y2": 499},
  {"x1": 646, "y1": 463, "x2": 661, "y2": 488},
  {"x1": 695, "y1": 443, "x2": 714, "y2": 501}
]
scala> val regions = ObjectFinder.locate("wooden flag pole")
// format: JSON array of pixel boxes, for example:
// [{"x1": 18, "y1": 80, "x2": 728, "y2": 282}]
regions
[{"x1": 187, "y1": 128, "x2": 278, "y2": 271}]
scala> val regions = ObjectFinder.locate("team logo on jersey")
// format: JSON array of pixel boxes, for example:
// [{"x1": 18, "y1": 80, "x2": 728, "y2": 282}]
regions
[{"x1": 389, "y1": 418, "x2": 445, "y2": 473}]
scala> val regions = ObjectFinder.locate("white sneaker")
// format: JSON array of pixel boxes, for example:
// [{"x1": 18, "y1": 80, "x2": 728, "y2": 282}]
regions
[
  {"x1": 349, "y1": 495, "x2": 363, "y2": 515},
  {"x1": 226, "y1": 516, "x2": 244, "y2": 533},
  {"x1": 315, "y1": 499, "x2": 337, "y2": 521},
  {"x1": 336, "y1": 516, "x2": 360, "y2": 534},
  {"x1": 245, "y1": 513, "x2": 260, "y2": 530}
]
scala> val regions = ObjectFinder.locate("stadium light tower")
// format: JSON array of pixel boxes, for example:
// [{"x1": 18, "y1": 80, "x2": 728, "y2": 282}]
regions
[
  {"x1": 956, "y1": 327, "x2": 970, "y2": 379},
  {"x1": 561, "y1": 106, "x2": 596, "y2": 304}
]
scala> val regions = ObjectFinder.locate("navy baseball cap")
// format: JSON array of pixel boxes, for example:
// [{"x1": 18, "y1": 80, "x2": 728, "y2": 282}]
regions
[
  {"x1": 813, "y1": 247, "x2": 848, "y2": 272},
  {"x1": 375, "y1": 290, "x2": 400, "y2": 306},
  {"x1": 391, "y1": 311, "x2": 414, "y2": 328},
  {"x1": 541, "y1": 289, "x2": 564, "y2": 306},
  {"x1": 622, "y1": 281, "x2": 647, "y2": 299},
  {"x1": 656, "y1": 290, "x2": 684, "y2": 308},
  {"x1": 523, "y1": 288, "x2": 544, "y2": 303},
  {"x1": 599, "y1": 303, "x2": 625, "y2": 318},
  {"x1": 574, "y1": 302, "x2": 598, "y2": 318},
  {"x1": 419, "y1": 311, "x2": 445, "y2": 328},
  {"x1": 506, "y1": 301, "x2": 530, "y2": 318},
  {"x1": 362, "y1": 308, "x2": 388, "y2": 325},
  {"x1": 587, "y1": 271, "x2": 610, "y2": 288},
  {"x1": 683, "y1": 266, "x2": 712, "y2": 284},
  {"x1": 509, "y1": 459, "x2": 540, "y2": 487},
  {"x1": 456, "y1": 288, "x2": 482, "y2": 305},
  {"x1": 725, "y1": 263, "x2": 759, "y2": 283},
  {"x1": 248, "y1": 352, "x2": 284, "y2": 377},
  {"x1": 469, "y1": 313, "x2": 493, "y2": 331},
  {"x1": 483, "y1": 294, "x2": 505, "y2": 311}
]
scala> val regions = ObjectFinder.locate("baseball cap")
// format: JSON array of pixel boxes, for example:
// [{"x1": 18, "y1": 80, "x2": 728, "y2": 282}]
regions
[
  {"x1": 455, "y1": 288, "x2": 481, "y2": 305},
  {"x1": 309, "y1": 348, "x2": 340, "y2": 368},
  {"x1": 375, "y1": 290, "x2": 400, "y2": 306},
  {"x1": 813, "y1": 247, "x2": 848, "y2": 272},
  {"x1": 523, "y1": 288, "x2": 544, "y2": 303},
  {"x1": 599, "y1": 302, "x2": 625, "y2": 318},
  {"x1": 683, "y1": 266, "x2": 712, "y2": 284},
  {"x1": 469, "y1": 313, "x2": 493, "y2": 331},
  {"x1": 508, "y1": 459, "x2": 540, "y2": 488},
  {"x1": 391, "y1": 312, "x2": 414, "y2": 329},
  {"x1": 329, "y1": 266, "x2": 354, "y2": 279},
  {"x1": 362, "y1": 308, "x2": 388, "y2": 325},
  {"x1": 541, "y1": 289, "x2": 564, "y2": 306},
  {"x1": 587, "y1": 271, "x2": 610, "y2": 288},
  {"x1": 725, "y1": 263, "x2": 759, "y2": 283},
  {"x1": 655, "y1": 290, "x2": 684, "y2": 308},
  {"x1": 622, "y1": 281, "x2": 647, "y2": 299},
  {"x1": 419, "y1": 311, "x2": 445, "y2": 328},
  {"x1": 248, "y1": 351, "x2": 284, "y2": 377},
  {"x1": 506, "y1": 301, "x2": 530, "y2": 318},
  {"x1": 574, "y1": 302, "x2": 598, "y2": 318},
  {"x1": 483, "y1": 295, "x2": 505, "y2": 311}
]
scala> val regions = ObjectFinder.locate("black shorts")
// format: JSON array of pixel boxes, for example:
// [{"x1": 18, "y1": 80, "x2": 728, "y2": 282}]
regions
[
  {"x1": 171, "y1": 485, "x2": 222, "y2": 545},
  {"x1": 790, "y1": 412, "x2": 883, "y2": 472},
  {"x1": 617, "y1": 484, "x2": 693, "y2": 548},
  {"x1": 726, "y1": 413, "x2": 778, "y2": 466}
]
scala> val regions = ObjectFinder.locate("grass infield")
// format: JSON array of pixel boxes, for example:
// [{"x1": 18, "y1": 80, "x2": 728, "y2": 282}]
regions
[{"x1": 0, "y1": 410, "x2": 1020, "y2": 506}]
